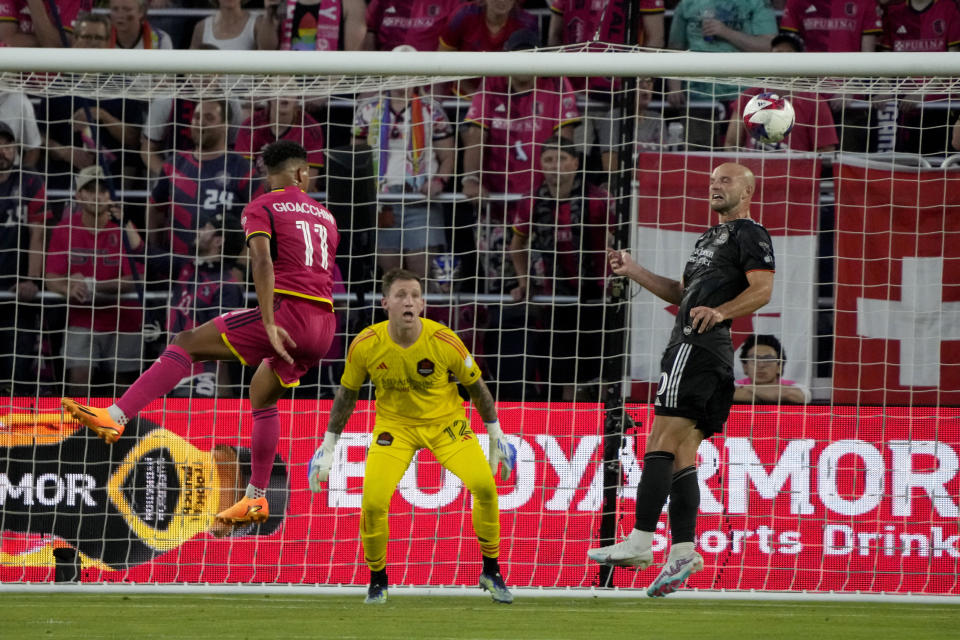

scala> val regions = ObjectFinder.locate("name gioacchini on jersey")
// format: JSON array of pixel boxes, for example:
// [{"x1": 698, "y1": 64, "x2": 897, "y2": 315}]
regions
[{"x1": 270, "y1": 200, "x2": 336, "y2": 225}]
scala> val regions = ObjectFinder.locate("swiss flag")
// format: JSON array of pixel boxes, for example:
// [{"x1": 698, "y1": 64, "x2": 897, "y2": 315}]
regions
[{"x1": 834, "y1": 161, "x2": 960, "y2": 404}]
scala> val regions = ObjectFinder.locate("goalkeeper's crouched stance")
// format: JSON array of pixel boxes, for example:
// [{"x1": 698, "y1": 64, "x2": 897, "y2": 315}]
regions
[{"x1": 308, "y1": 268, "x2": 517, "y2": 605}]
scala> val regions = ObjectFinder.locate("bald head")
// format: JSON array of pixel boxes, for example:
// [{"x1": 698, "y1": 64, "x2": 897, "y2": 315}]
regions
[{"x1": 709, "y1": 163, "x2": 756, "y2": 218}]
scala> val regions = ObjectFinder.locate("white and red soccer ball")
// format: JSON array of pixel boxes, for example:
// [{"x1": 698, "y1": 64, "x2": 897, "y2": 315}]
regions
[{"x1": 742, "y1": 92, "x2": 795, "y2": 144}]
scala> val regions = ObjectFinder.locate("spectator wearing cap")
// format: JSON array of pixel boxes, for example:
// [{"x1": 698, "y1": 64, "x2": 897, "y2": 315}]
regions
[
  {"x1": 461, "y1": 29, "x2": 581, "y2": 207},
  {"x1": 45, "y1": 165, "x2": 143, "y2": 397},
  {"x1": 108, "y1": 0, "x2": 172, "y2": 49},
  {"x1": 666, "y1": 0, "x2": 778, "y2": 149},
  {"x1": 734, "y1": 334, "x2": 811, "y2": 404},
  {"x1": 147, "y1": 98, "x2": 253, "y2": 285},
  {"x1": 353, "y1": 52, "x2": 455, "y2": 289},
  {"x1": 459, "y1": 48, "x2": 581, "y2": 397},
  {"x1": 363, "y1": 0, "x2": 463, "y2": 51},
  {"x1": 505, "y1": 135, "x2": 611, "y2": 401},
  {"x1": 779, "y1": 0, "x2": 881, "y2": 53},
  {"x1": 0, "y1": 119, "x2": 49, "y2": 394},
  {"x1": 0, "y1": 0, "x2": 92, "y2": 47},
  {"x1": 723, "y1": 34, "x2": 838, "y2": 152}
]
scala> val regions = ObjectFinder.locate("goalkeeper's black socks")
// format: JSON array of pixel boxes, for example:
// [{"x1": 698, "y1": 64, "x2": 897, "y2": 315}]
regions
[
  {"x1": 634, "y1": 451, "x2": 676, "y2": 531},
  {"x1": 668, "y1": 465, "x2": 700, "y2": 544},
  {"x1": 481, "y1": 555, "x2": 501, "y2": 576},
  {"x1": 370, "y1": 568, "x2": 388, "y2": 588}
]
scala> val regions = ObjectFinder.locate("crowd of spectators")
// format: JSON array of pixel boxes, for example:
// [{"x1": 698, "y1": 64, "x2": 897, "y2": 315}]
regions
[{"x1": 0, "y1": 0, "x2": 958, "y2": 401}]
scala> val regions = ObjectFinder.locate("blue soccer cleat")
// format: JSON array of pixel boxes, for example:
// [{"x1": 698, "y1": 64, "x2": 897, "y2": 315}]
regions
[
  {"x1": 365, "y1": 581, "x2": 388, "y2": 604},
  {"x1": 479, "y1": 571, "x2": 514, "y2": 604},
  {"x1": 646, "y1": 550, "x2": 704, "y2": 598}
]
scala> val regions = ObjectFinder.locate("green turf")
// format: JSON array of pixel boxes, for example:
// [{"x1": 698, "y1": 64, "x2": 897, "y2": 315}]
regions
[{"x1": 5, "y1": 594, "x2": 957, "y2": 640}]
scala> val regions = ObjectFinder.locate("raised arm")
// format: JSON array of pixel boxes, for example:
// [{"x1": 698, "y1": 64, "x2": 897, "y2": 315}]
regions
[{"x1": 607, "y1": 248, "x2": 683, "y2": 305}]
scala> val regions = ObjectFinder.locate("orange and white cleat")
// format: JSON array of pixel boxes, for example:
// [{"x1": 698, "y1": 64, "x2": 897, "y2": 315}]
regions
[
  {"x1": 215, "y1": 496, "x2": 269, "y2": 526},
  {"x1": 61, "y1": 399, "x2": 124, "y2": 444}
]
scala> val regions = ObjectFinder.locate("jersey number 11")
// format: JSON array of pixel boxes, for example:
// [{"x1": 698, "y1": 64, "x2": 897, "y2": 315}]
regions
[{"x1": 295, "y1": 220, "x2": 330, "y2": 269}]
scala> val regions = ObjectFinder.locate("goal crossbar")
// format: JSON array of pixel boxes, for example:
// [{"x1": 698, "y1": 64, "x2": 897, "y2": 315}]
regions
[{"x1": 2, "y1": 48, "x2": 960, "y2": 77}]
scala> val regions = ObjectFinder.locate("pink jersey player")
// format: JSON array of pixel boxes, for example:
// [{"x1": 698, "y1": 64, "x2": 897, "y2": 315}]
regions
[
  {"x1": 780, "y1": 0, "x2": 882, "y2": 53},
  {"x1": 880, "y1": 0, "x2": 960, "y2": 52},
  {"x1": 241, "y1": 185, "x2": 339, "y2": 310},
  {"x1": 365, "y1": 0, "x2": 462, "y2": 51},
  {"x1": 46, "y1": 210, "x2": 140, "y2": 333},
  {"x1": 464, "y1": 76, "x2": 582, "y2": 197},
  {"x1": 215, "y1": 183, "x2": 339, "y2": 386},
  {"x1": 63, "y1": 141, "x2": 339, "y2": 532}
]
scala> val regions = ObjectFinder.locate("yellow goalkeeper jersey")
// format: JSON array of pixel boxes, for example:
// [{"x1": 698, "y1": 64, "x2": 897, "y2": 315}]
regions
[{"x1": 341, "y1": 318, "x2": 482, "y2": 427}]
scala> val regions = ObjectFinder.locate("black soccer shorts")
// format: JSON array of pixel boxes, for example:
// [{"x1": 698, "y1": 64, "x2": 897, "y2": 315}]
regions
[{"x1": 653, "y1": 342, "x2": 735, "y2": 436}]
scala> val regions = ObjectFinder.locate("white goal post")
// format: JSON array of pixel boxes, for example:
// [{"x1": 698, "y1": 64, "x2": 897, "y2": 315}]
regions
[{"x1": 1, "y1": 46, "x2": 959, "y2": 600}]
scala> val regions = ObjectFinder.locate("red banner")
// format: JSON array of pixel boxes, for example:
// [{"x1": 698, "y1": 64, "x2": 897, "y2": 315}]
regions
[
  {"x1": 834, "y1": 162, "x2": 960, "y2": 405},
  {"x1": 3, "y1": 399, "x2": 958, "y2": 594},
  {"x1": 636, "y1": 153, "x2": 821, "y2": 234}
]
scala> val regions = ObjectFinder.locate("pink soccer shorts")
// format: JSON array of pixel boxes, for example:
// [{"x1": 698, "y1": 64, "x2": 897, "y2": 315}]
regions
[{"x1": 214, "y1": 296, "x2": 336, "y2": 387}]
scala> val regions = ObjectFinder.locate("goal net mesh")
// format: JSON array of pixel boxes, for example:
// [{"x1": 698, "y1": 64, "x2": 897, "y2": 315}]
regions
[{"x1": 0, "y1": 46, "x2": 958, "y2": 595}]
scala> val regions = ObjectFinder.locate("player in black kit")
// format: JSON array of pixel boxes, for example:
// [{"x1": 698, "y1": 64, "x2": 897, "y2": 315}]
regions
[{"x1": 588, "y1": 162, "x2": 775, "y2": 597}]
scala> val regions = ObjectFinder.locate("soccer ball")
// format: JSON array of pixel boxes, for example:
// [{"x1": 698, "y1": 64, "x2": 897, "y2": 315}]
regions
[{"x1": 742, "y1": 92, "x2": 795, "y2": 144}]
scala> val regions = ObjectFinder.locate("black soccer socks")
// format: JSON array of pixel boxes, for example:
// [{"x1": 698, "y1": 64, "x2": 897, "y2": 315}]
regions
[
  {"x1": 634, "y1": 451, "x2": 676, "y2": 532},
  {"x1": 668, "y1": 465, "x2": 700, "y2": 544}
]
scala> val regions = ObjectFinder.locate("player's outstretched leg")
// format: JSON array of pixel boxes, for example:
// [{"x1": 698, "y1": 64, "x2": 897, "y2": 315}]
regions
[
  {"x1": 365, "y1": 568, "x2": 388, "y2": 604},
  {"x1": 646, "y1": 544, "x2": 703, "y2": 598},
  {"x1": 478, "y1": 556, "x2": 513, "y2": 604},
  {"x1": 587, "y1": 529, "x2": 654, "y2": 569},
  {"x1": 61, "y1": 399, "x2": 125, "y2": 444},
  {"x1": 62, "y1": 331, "x2": 220, "y2": 444}
]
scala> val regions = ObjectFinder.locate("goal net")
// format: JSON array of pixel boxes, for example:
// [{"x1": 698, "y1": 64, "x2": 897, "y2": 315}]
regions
[{"x1": 0, "y1": 46, "x2": 958, "y2": 597}]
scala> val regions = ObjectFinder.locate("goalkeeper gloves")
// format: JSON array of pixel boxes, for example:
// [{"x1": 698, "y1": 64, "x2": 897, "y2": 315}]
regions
[
  {"x1": 485, "y1": 420, "x2": 517, "y2": 481},
  {"x1": 308, "y1": 431, "x2": 339, "y2": 492}
]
